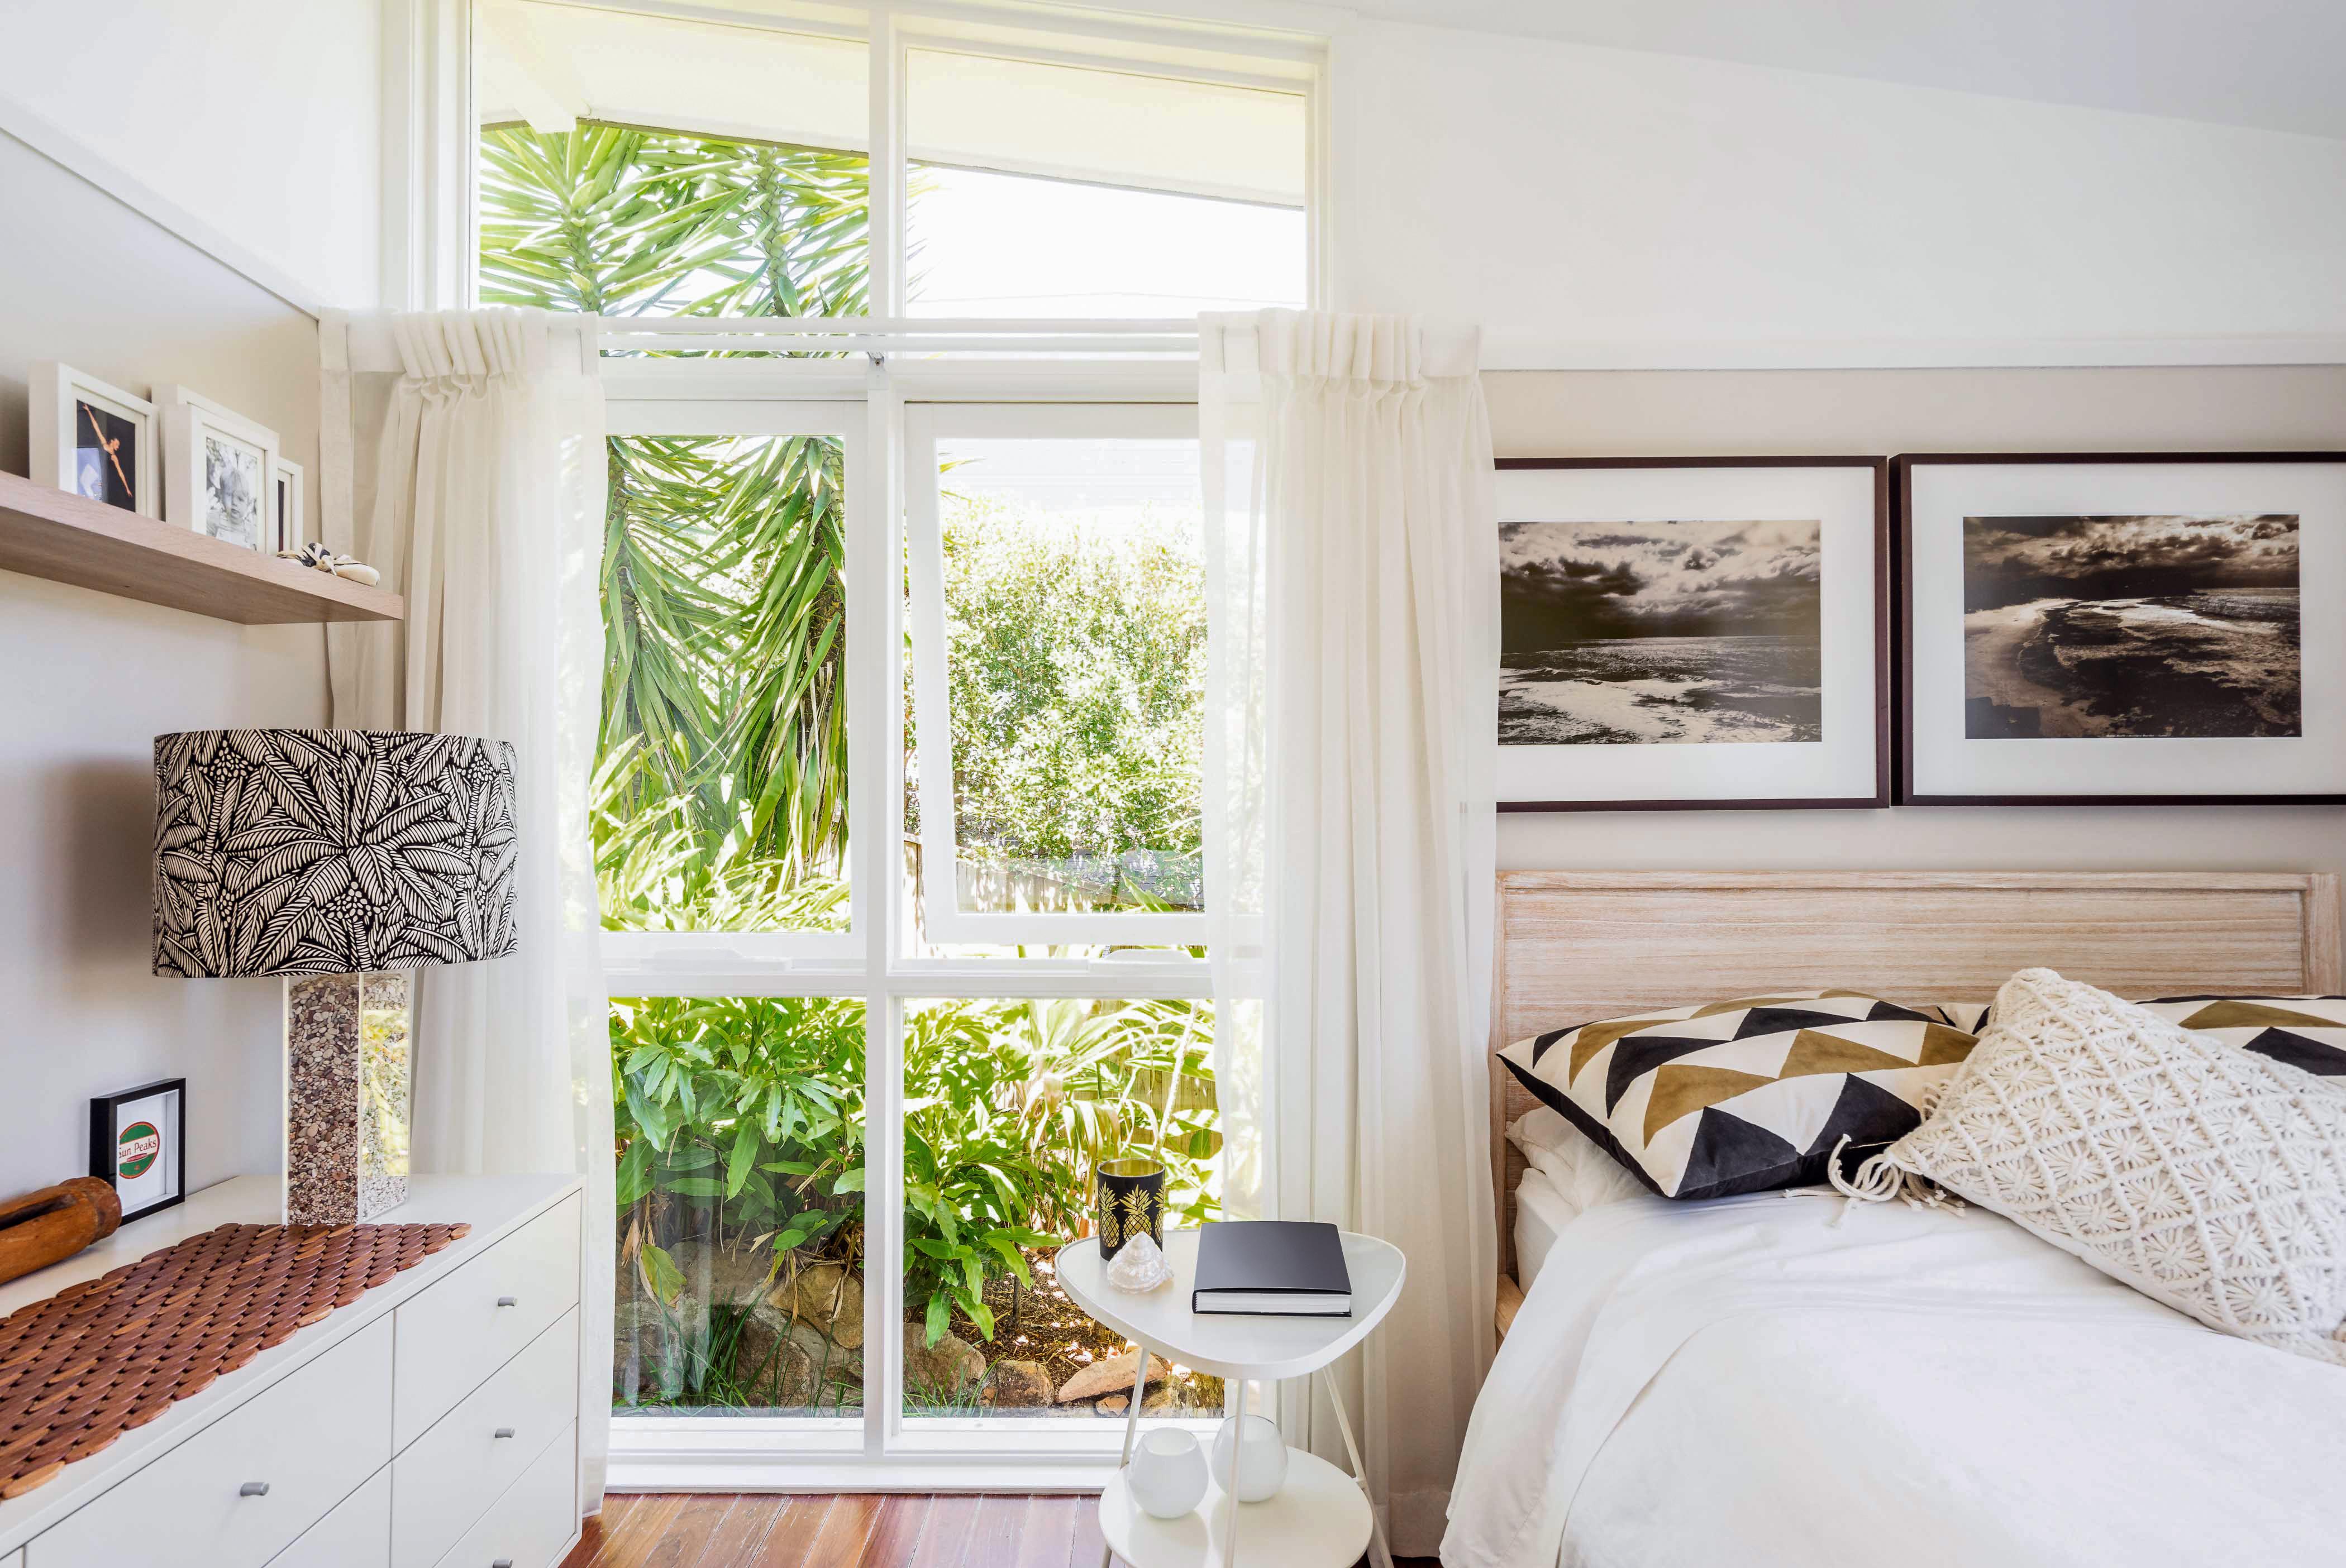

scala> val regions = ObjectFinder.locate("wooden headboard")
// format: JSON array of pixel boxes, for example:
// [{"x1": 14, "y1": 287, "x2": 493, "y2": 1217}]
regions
[{"x1": 1490, "y1": 871, "x2": 2343, "y2": 1284}]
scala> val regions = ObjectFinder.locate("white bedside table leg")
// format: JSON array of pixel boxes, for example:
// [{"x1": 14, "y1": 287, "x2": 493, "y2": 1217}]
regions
[
  {"x1": 1222, "y1": 1376, "x2": 1248, "y2": 1567},
  {"x1": 1319, "y1": 1366, "x2": 1394, "y2": 1568}
]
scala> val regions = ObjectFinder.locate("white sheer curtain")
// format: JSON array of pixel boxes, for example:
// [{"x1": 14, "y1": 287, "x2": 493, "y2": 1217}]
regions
[
  {"x1": 320, "y1": 308, "x2": 617, "y2": 1509},
  {"x1": 1200, "y1": 309, "x2": 1500, "y2": 1557}
]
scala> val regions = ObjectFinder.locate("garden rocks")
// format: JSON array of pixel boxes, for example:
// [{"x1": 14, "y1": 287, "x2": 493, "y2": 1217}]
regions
[
  {"x1": 1141, "y1": 1384, "x2": 1180, "y2": 1414},
  {"x1": 981, "y1": 1360, "x2": 1056, "y2": 1409},
  {"x1": 731, "y1": 1307, "x2": 818, "y2": 1407},
  {"x1": 665, "y1": 1238, "x2": 778, "y2": 1306},
  {"x1": 790, "y1": 1263, "x2": 864, "y2": 1348},
  {"x1": 903, "y1": 1321, "x2": 987, "y2": 1398},
  {"x1": 1055, "y1": 1348, "x2": 1168, "y2": 1404},
  {"x1": 1095, "y1": 1395, "x2": 1129, "y2": 1416}
]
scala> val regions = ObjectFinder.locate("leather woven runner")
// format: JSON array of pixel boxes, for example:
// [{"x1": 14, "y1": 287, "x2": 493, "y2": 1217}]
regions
[{"x1": 0, "y1": 1221, "x2": 468, "y2": 1498}]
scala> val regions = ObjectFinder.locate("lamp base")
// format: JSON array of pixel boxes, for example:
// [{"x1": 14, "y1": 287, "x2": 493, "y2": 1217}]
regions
[{"x1": 284, "y1": 972, "x2": 412, "y2": 1225}]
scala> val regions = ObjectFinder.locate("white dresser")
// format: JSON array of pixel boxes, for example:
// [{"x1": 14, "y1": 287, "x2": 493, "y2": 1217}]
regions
[{"x1": 0, "y1": 1173, "x2": 585, "y2": 1568}]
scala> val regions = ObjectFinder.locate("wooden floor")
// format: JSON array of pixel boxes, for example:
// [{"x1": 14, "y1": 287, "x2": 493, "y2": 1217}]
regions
[{"x1": 561, "y1": 1494, "x2": 1438, "y2": 1568}]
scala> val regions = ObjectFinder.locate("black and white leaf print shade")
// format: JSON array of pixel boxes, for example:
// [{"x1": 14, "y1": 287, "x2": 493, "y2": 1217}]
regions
[{"x1": 152, "y1": 729, "x2": 519, "y2": 977}]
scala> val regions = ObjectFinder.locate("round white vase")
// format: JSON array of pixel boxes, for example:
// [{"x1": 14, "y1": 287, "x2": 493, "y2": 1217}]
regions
[
  {"x1": 1211, "y1": 1413, "x2": 1289, "y2": 1503},
  {"x1": 1126, "y1": 1428, "x2": 1208, "y2": 1520}
]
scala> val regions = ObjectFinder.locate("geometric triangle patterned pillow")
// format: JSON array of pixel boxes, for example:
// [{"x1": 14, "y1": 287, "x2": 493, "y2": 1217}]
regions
[
  {"x1": 2138, "y1": 995, "x2": 2346, "y2": 1079},
  {"x1": 1497, "y1": 989, "x2": 1978, "y2": 1200}
]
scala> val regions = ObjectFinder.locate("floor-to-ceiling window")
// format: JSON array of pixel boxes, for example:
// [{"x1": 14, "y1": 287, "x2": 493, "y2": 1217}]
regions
[{"x1": 473, "y1": 0, "x2": 1310, "y2": 1484}]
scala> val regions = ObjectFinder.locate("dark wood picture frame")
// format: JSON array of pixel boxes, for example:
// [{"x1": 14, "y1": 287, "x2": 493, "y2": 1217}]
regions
[
  {"x1": 1894, "y1": 451, "x2": 2346, "y2": 807},
  {"x1": 1494, "y1": 456, "x2": 1892, "y2": 812},
  {"x1": 89, "y1": 1077, "x2": 187, "y2": 1223}
]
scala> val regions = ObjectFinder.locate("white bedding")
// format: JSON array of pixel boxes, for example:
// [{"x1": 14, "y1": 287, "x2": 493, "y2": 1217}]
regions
[
  {"x1": 1446, "y1": 1190, "x2": 2346, "y2": 1568},
  {"x1": 1511, "y1": 1168, "x2": 1579, "y2": 1291}
]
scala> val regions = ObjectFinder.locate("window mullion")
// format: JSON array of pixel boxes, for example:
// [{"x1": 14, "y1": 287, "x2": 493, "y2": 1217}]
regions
[{"x1": 863, "y1": 380, "x2": 906, "y2": 1456}]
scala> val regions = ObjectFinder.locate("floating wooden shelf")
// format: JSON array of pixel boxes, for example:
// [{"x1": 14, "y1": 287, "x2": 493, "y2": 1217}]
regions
[{"x1": 0, "y1": 470, "x2": 403, "y2": 625}]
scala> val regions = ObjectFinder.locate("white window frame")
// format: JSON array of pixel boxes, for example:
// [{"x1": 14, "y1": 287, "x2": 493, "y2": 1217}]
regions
[
  {"x1": 438, "y1": 0, "x2": 1328, "y2": 1491},
  {"x1": 906, "y1": 401, "x2": 1211, "y2": 948}
]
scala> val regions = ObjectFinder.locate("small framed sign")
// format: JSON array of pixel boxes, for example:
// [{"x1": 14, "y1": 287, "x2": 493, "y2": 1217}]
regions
[{"x1": 90, "y1": 1079, "x2": 186, "y2": 1222}]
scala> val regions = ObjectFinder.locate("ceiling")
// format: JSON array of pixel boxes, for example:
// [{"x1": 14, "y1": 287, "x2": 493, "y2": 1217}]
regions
[{"x1": 1330, "y1": 0, "x2": 2346, "y2": 142}]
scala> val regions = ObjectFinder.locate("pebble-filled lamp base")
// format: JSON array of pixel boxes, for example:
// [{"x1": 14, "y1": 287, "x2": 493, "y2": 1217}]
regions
[{"x1": 284, "y1": 971, "x2": 412, "y2": 1225}]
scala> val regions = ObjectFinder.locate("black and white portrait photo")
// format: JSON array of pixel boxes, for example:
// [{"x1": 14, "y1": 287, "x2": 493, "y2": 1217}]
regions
[
  {"x1": 1962, "y1": 514, "x2": 2301, "y2": 739},
  {"x1": 1500, "y1": 518, "x2": 1823, "y2": 746},
  {"x1": 201, "y1": 429, "x2": 267, "y2": 552}
]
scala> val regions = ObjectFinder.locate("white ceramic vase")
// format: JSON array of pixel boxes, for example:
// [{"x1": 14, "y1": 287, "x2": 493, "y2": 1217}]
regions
[
  {"x1": 1211, "y1": 1413, "x2": 1288, "y2": 1503},
  {"x1": 1126, "y1": 1428, "x2": 1208, "y2": 1520}
]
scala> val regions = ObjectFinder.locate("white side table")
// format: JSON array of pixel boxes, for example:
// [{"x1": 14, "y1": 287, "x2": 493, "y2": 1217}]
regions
[{"x1": 1055, "y1": 1227, "x2": 1406, "y2": 1568}]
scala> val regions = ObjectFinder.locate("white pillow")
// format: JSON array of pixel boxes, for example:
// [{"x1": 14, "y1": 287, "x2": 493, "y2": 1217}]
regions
[
  {"x1": 1507, "y1": 1106, "x2": 1648, "y2": 1216},
  {"x1": 1853, "y1": 967, "x2": 2346, "y2": 1365}
]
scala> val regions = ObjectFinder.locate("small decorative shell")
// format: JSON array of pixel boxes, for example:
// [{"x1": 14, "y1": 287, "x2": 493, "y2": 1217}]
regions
[{"x1": 1105, "y1": 1232, "x2": 1174, "y2": 1292}]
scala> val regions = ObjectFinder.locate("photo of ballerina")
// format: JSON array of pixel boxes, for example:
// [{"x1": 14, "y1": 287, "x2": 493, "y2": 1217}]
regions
[
  {"x1": 1499, "y1": 518, "x2": 1823, "y2": 746},
  {"x1": 1962, "y1": 514, "x2": 2300, "y2": 739}
]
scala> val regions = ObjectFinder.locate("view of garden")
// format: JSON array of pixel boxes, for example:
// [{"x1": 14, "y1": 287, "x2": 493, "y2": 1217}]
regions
[{"x1": 480, "y1": 119, "x2": 1223, "y2": 1421}]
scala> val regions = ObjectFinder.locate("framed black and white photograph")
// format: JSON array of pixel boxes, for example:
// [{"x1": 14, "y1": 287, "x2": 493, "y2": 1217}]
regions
[
  {"x1": 271, "y1": 455, "x2": 306, "y2": 554},
  {"x1": 1897, "y1": 452, "x2": 2346, "y2": 804},
  {"x1": 29, "y1": 361, "x2": 158, "y2": 518},
  {"x1": 160, "y1": 386, "x2": 280, "y2": 554},
  {"x1": 89, "y1": 1078, "x2": 187, "y2": 1223},
  {"x1": 1494, "y1": 457, "x2": 1890, "y2": 810}
]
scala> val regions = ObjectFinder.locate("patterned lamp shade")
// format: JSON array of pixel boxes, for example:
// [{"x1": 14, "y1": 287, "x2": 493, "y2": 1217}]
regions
[{"x1": 152, "y1": 729, "x2": 519, "y2": 979}]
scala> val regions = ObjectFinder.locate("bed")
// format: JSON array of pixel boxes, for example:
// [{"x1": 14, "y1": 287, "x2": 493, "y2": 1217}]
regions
[{"x1": 1451, "y1": 871, "x2": 2345, "y2": 1568}]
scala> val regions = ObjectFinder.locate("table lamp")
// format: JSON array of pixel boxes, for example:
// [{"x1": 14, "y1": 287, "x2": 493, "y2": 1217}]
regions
[{"x1": 151, "y1": 728, "x2": 518, "y2": 1224}]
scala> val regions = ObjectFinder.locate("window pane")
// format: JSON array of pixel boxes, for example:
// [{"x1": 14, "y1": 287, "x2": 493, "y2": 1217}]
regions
[
  {"x1": 905, "y1": 49, "x2": 1304, "y2": 317},
  {"x1": 599, "y1": 433, "x2": 850, "y2": 933},
  {"x1": 920, "y1": 437, "x2": 1204, "y2": 921},
  {"x1": 900, "y1": 998, "x2": 1223, "y2": 1422},
  {"x1": 613, "y1": 996, "x2": 865, "y2": 1418},
  {"x1": 477, "y1": 6, "x2": 869, "y2": 318}
]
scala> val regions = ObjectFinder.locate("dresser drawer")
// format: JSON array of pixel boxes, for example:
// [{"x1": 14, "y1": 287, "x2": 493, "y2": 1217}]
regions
[
  {"x1": 28, "y1": 1314, "x2": 393, "y2": 1568},
  {"x1": 269, "y1": 1468, "x2": 390, "y2": 1568},
  {"x1": 429, "y1": 1420, "x2": 575, "y2": 1568},
  {"x1": 394, "y1": 1196, "x2": 579, "y2": 1449},
  {"x1": 391, "y1": 1309, "x2": 578, "y2": 1568}
]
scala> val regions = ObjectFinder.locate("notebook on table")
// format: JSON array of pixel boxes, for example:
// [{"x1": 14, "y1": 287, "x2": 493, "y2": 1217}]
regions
[{"x1": 1191, "y1": 1220, "x2": 1353, "y2": 1316}]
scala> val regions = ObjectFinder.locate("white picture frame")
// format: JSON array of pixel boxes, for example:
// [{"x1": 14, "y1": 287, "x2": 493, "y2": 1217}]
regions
[
  {"x1": 158, "y1": 385, "x2": 282, "y2": 555},
  {"x1": 271, "y1": 456, "x2": 306, "y2": 554},
  {"x1": 30, "y1": 361, "x2": 159, "y2": 518}
]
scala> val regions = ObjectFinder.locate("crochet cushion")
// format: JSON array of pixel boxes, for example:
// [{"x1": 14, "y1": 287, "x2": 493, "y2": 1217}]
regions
[
  {"x1": 1871, "y1": 968, "x2": 2346, "y2": 1364},
  {"x1": 1498, "y1": 989, "x2": 1977, "y2": 1200}
]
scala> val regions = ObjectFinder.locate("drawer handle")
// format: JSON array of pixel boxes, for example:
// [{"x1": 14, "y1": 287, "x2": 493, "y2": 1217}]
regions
[
  {"x1": 496, "y1": 1295, "x2": 518, "y2": 1307},
  {"x1": 494, "y1": 1427, "x2": 517, "y2": 1439},
  {"x1": 494, "y1": 1560, "x2": 514, "y2": 1567},
  {"x1": 240, "y1": 1481, "x2": 270, "y2": 1498}
]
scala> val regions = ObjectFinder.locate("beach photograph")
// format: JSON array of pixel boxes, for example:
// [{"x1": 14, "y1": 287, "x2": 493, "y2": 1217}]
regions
[
  {"x1": 1499, "y1": 518, "x2": 1823, "y2": 746},
  {"x1": 1962, "y1": 514, "x2": 2300, "y2": 739}
]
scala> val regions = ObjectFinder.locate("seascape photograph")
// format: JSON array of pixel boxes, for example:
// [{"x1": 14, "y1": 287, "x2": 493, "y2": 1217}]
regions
[
  {"x1": 1499, "y1": 518, "x2": 1823, "y2": 746},
  {"x1": 1962, "y1": 514, "x2": 2300, "y2": 739}
]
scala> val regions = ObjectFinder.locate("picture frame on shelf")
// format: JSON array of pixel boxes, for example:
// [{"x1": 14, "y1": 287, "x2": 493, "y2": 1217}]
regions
[
  {"x1": 89, "y1": 1078, "x2": 187, "y2": 1223},
  {"x1": 1494, "y1": 456, "x2": 1890, "y2": 811},
  {"x1": 271, "y1": 456, "x2": 306, "y2": 554},
  {"x1": 1896, "y1": 452, "x2": 2346, "y2": 806},
  {"x1": 158, "y1": 385, "x2": 280, "y2": 556},
  {"x1": 29, "y1": 361, "x2": 158, "y2": 519}
]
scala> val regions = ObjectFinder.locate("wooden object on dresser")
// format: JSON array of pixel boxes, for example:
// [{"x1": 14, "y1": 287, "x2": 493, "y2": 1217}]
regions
[
  {"x1": 0, "y1": 1172, "x2": 585, "y2": 1568},
  {"x1": 0, "y1": 471, "x2": 404, "y2": 625},
  {"x1": 0, "y1": 1178, "x2": 120, "y2": 1289},
  {"x1": 1485, "y1": 871, "x2": 2344, "y2": 1342}
]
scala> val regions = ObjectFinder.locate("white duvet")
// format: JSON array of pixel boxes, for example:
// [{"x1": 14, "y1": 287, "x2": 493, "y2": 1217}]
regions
[{"x1": 1444, "y1": 1190, "x2": 2346, "y2": 1568}]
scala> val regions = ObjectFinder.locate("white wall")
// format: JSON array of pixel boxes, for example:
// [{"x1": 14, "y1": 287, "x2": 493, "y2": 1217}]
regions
[
  {"x1": 1333, "y1": 20, "x2": 2346, "y2": 357},
  {"x1": 0, "y1": 0, "x2": 383, "y2": 309},
  {"x1": 0, "y1": 128, "x2": 328, "y2": 1200}
]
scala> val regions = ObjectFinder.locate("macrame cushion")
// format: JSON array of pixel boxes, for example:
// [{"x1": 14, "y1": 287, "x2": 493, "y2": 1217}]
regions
[
  {"x1": 1880, "y1": 968, "x2": 2346, "y2": 1364},
  {"x1": 1498, "y1": 989, "x2": 1977, "y2": 1200},
  {"x1": 2138, "y1": 994, "x2": 2346, "y2": 1079}
]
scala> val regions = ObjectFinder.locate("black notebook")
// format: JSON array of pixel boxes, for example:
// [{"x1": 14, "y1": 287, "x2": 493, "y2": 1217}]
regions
[{"x1": 1191, "y1": 1220, "x2": 1353, "y2": 1316}]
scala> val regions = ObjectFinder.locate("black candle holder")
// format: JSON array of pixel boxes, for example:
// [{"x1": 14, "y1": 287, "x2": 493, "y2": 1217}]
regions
[{"x1": 1095, "y1": 1157, "x2": 1166, "y2": 1261}]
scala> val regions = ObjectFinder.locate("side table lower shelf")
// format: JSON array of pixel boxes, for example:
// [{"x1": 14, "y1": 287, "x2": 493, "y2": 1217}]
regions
[{"x1": 1100, "y1": 1447, "x2": 1373, "y2": 1568}]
